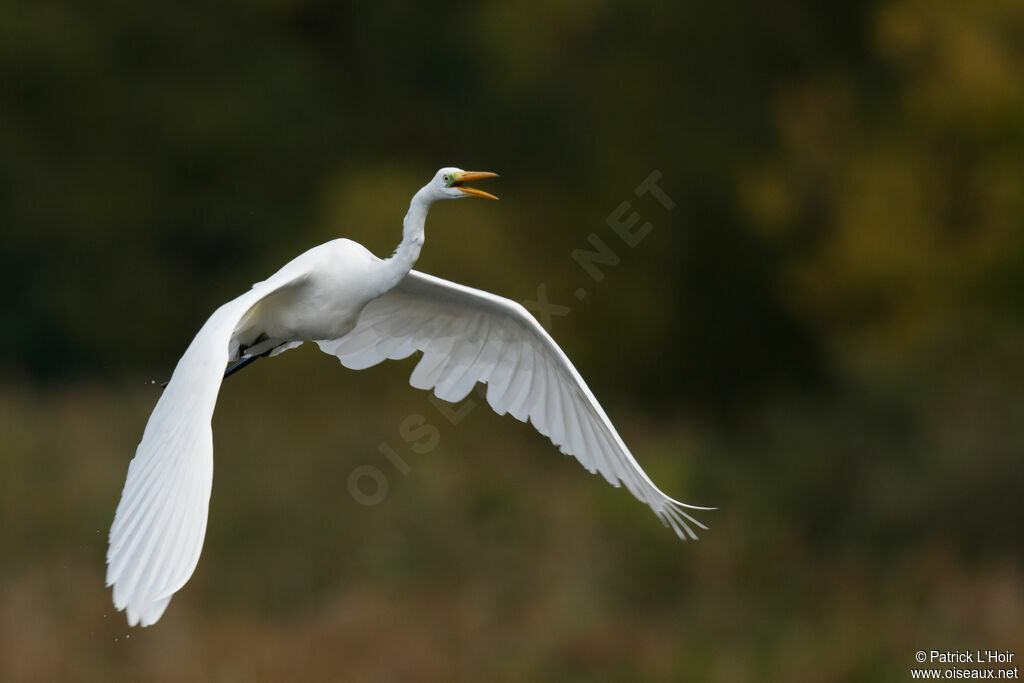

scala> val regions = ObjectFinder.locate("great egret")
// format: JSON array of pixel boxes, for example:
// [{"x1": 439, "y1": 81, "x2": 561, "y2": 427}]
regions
[{"x1": 107, "y1": 167, "x2": 710, "y2": 627}]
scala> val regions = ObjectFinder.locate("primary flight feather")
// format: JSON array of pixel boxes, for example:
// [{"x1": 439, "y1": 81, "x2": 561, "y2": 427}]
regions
[{"x1": 107, "y1": 167, "x2": 711, "y2": 627}]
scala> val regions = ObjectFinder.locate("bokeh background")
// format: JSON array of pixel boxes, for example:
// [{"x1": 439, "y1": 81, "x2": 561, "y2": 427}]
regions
[{"x1": 2, "y1": 0, "x2": 1023, "y2": 680}]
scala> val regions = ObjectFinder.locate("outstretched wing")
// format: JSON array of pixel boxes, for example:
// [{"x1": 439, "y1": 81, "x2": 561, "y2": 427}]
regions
[
  {"x1": 106, "y1": 272, "x2": 307, "y2": 627},
  {"x1": 318, "y1": 270, "x2": 711, "y2": 539}
]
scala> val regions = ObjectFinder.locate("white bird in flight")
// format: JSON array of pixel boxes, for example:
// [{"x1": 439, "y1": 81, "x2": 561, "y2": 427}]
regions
[{"x1": 107, "y1": 167, "x2": 710, "y2": 626}]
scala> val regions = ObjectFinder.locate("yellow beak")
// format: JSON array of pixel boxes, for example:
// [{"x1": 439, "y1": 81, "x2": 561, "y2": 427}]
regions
[{"x1": 453, "y1": 171, "x2": 499, "y2": 200}]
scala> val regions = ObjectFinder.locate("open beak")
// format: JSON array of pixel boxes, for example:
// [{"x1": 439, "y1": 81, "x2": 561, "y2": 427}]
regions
[{"x1": 453, "y1": 171, "x2": 499, "y2": 200}]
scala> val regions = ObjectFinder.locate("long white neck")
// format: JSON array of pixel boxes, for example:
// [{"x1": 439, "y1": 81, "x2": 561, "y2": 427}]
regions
[{"x1": 378, "y1": 186, "x2": 432, "y2": 294}]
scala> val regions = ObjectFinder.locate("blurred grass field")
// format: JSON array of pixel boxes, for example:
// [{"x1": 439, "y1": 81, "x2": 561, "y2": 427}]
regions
[{"x1": 2, "y1": 340, "x2": 1021, "y2": 681}]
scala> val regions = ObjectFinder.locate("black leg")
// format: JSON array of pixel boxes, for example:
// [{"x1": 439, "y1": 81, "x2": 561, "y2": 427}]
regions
[
  {"x1": 160, "y1": 346, "x2": 276, "y2": 389},
  {"x1": 223, "y1": 345, "x2": 278, "y2": 379},
  {"x1": 222, "y1": 353, "x2": 263, "y2": 379}
]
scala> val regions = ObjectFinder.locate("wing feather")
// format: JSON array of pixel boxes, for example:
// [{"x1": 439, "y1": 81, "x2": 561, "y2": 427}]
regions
[
  {"x1": 107, "y1": 272, "x2": 307, "y2": 626},
  {"x1": 316, "y1": 270, "x2": 711, "y2": 537},
  {"x1": 505, "y1": 342, "x2": 535, "y2": 423},
  {"x1": 515, "y1": 342, "x2": 539, "y2": 411}
]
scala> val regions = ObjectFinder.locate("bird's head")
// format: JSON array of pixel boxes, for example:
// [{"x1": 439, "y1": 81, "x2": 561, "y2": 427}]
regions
[{"x1": 430, "y1": 167, "x2": 499, "y2": 201}]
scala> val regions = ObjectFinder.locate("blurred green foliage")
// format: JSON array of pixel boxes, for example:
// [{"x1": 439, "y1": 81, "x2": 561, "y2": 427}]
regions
[{"x1": 1, "y1": 0, "x2": 1023, "y2": 680}]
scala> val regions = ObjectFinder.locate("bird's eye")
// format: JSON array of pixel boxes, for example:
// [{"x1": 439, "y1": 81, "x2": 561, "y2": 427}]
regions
[{"x1": 443, "y1": 175, "x2": 450, "y2": 185}]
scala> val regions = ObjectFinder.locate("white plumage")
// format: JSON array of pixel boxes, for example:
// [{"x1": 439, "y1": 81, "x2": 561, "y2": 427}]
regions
[{"x1": 107, "y1": 168, "x2": 710, "y2": 627}]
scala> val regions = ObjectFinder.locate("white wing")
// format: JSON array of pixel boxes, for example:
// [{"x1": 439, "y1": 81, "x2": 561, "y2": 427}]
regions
[
  {"x1": 106, "y1": 271, "x2": 307, "y2": 627},
  {"x1": 318, "y1": 270, "x2": 711, "y2": 539}
]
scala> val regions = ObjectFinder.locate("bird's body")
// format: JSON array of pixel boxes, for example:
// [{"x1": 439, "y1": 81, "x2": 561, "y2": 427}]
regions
[
  {"x1": 233, "y1": 239, "x2": 379, "y2": 353},
  {"x1": 107, "y1": 168, "x2": 710, "y2": 627}
]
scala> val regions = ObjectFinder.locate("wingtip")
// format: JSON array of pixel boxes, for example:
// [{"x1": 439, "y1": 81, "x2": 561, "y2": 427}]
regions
[
  {"x1": 116, "y1": 592, "x2": 171, "y2": 628},
  {"x1": 657, "y1": 499, "x2": 712, "y2": 541}
]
